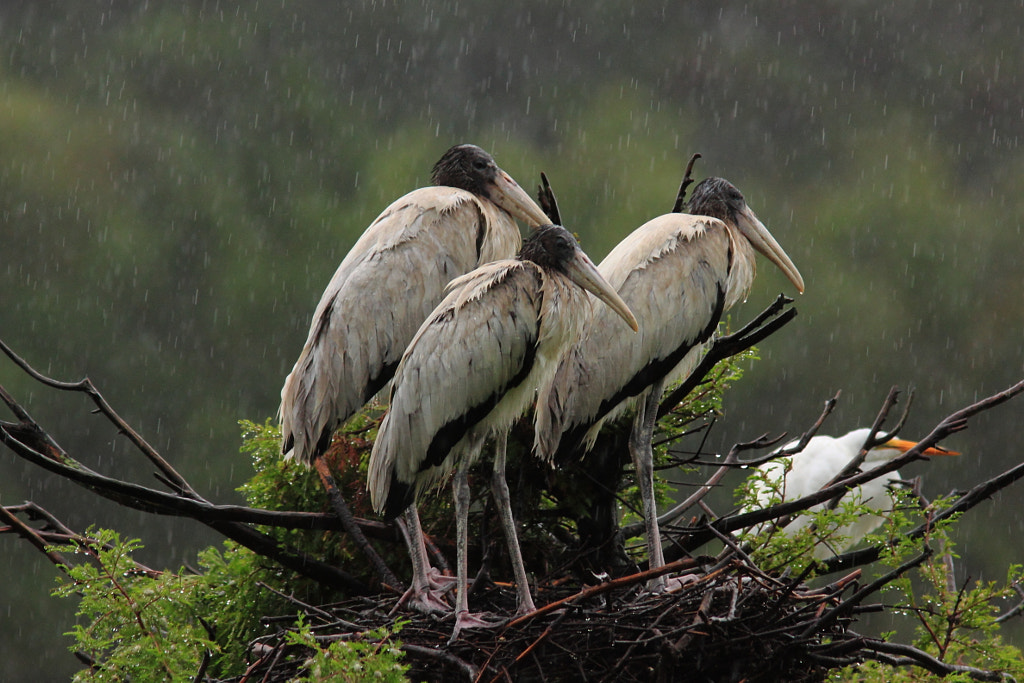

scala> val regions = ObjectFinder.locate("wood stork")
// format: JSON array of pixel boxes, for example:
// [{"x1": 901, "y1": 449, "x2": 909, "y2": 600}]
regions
[
  {"x1": 280, "y1": 144, "x2": 549, "y2": 467},
  {"x1": 279, "y1": 143, "x2": 548, "y2": 602},
  {"x1": 535, "y1": 176, "x2": 805, "y2": 589},
  {"x1": 745, "y1": 428, "x2": 959, "y2": 558},
  {"x1": 368, "y1": 224, "x2": 638, "y2": 638}
]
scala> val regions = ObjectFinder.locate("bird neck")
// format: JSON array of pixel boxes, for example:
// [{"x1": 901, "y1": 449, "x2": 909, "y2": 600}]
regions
[{"x1": 725, "y1": 228, "x2": 757, "y2": 308}]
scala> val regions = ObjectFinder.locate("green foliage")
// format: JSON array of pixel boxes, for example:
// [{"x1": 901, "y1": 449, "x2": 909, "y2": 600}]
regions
[
  {"x1": 237, "y1": 418, "x2": 371, "y2": 575},
  {"x1": 734, "y1": 483, "x2": 1024, "y2": 681},
  {"x1": 287, "y1": 617, "x2": 409, "y2": 683},
  {"x1": 833, "y1": 498, "x2": 1024, "y2": 681},
  {"x1": 51, "y1": 528, "x2": 414, "y2": 682},
  {"x1": 52, "y1": 528, "x2": 217, "y2": 682},
  {"x1": 49, "y1": 418, "x2": 407, "y2": 680},
  {"x1": 238, "y1": 418, "x2": 326, "y2": 516}
]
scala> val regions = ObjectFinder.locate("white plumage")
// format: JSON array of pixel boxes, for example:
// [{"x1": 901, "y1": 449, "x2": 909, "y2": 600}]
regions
[
  {"x1": 368, "y1": 224, "x2": 637, "y2": 637},
  {"x1": 535, "y1": 214, "x2": 731, "y2": 457},
  {"x1": 745, "y1": 428, "x2": 959, "y2": 558},
  {"x1": 534, "y1": 177, "x2": 805, "y2": 587},
  {"x1": 279, "y1": 144, "x2": 548, "y2": 465}
]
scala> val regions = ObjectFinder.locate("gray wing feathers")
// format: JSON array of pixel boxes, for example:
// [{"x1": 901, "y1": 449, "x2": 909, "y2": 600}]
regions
[
  {"x1": 368, "y1": 262, "x2": 542, "y2": 510},
  {"x1": 535, "y1": 214, "x2": 731, "y2": 458},
  {"x1": 280, "y1": 188, "x2": 521, "y2": 464}
]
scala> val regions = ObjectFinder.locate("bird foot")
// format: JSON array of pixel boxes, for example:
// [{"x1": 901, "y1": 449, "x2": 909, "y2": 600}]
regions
[
  {"x1": 512, "y1": 595, "x2": 538, "y2": 618},
  {"x1": 394, "y1": 584, "x2": 452, "y2": 616},
  {"x1": 663, "y1": 574, "x2": 700, "y2": 593},
  {"x1": 448, "y1": 610, "x2": 506, "y2": 643},
  {"x1": 646, "y1": 575, "x2": 668, "y2": 594},
  {"x1": 425, "y1": 567, "x2": 458, "y2": 591}
]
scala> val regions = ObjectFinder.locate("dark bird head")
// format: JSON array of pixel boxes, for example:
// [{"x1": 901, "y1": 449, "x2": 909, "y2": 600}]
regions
[
  {"x1": 687, "y1": 177, "x2": 805, "y2": 293},
  {"x1": 685, "y1": 177, "x2": 747, "y2": 224},
  {"x1": 432, "y1": 144, "x2": 549, "y2": 227},
  {"x1": 520, "y1": 225, "x2": 638, "y2": 331}
]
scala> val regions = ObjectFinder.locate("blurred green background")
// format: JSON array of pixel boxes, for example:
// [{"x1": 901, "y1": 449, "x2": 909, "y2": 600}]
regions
[{"x1": 1, "y1": 2, "x2": 1021, "y2": 679}]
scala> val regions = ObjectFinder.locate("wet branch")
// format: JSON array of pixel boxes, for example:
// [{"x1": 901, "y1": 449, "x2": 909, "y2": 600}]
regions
[
  {"x1": 0, "y1": 340, "x2": 398, "y2": 593},
  {"x1": 665, "y1": 379, "x2": 1024, "y2": 562},
  {"x1": 657, "y1": 293, "x2": 798, "y2": 419}
]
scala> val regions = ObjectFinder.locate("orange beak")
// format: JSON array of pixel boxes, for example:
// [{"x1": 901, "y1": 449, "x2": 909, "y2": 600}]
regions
[{"x1": 886, "y1": 437, "x2": 960, "y2": 456}]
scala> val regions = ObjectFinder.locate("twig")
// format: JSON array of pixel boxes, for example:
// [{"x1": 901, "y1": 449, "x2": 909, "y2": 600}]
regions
[
  {"x1": 506, "y1": 555, "x2": 703, "y2": 629},
  {"x1": 820, "y1": 386, "x2": 909, "y2": 496},
  {"x1": 0, "y1": 504, "x2": 71, "y2": 570},
  {"x1": 672, "y1": 153, "x2": 702, "y2": 213},
  {"x1": 313, "y1": 458, "x2": 401, "y2": 589},
  {"x1": 406, "y1": 643, "x2": 478, "y2": 682},
  {"x1": 801, "y1": 548, "x2": 932, "y2": 639},
  {"x1": 623, "y1": 431, "x2": 784, "y2": 539},
  {"x1": 537, "y1": 172, "x2": 561, "y2": 226},
  {"x1": 0, "y1": 338, "x2": 200, "y2": 498},
  {"x1": 852, "y1": 633, "x2": 1013, "y2": 681},
  {"x1": 995, "y1": 583, "x2": 1024, "y2": 624},
  {"x1": 256, "y1": 582, "x2": 361, "y2": 630},
  {"x1": 657, "y1": 294, "x2": 797, "y2": 419},
  {"x1": 506, "y1": 608, "x2": 572, "y2": 683}
]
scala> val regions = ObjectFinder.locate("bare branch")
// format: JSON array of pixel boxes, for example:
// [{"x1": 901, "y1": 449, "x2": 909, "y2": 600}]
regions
[
  {"x1": 657, "y1": 294, "x2": 798, "y2": 419},
  {"x1": 672, "y1": 153, "x2": 703, "y2": 213},
  {"x1": 0, "y1": 338, "x2": 200, "y2": 498},
  {"x1": 536, "y1": 172, "x2": 561, "y2": 226},
  {"x1": 0, "y1": 385, "x2": 372, "y2": 592}
]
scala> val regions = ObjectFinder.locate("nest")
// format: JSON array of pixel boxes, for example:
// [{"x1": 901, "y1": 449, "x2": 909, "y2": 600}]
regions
[{"x1": 239, "y1": 558, "x2": 858, "y2": 683}]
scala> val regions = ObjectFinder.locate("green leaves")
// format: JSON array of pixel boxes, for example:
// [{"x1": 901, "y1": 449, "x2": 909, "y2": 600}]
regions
[
  {"x1": 52, "y1": 528, "x2": 216, "y2": 682},
  {"x1": 286, "y1": 617, "x2": 409, "y2": 683}
]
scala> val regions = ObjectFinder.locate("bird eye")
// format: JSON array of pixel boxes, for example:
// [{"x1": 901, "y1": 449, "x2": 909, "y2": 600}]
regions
[{"x1": 473, "y1": 159, "x2": 489, "y2": 171}]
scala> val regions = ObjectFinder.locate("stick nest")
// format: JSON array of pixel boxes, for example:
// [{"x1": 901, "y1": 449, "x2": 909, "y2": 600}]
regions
[{"x1": 241, "y1": 559, "x2": 853, "y2": 683}]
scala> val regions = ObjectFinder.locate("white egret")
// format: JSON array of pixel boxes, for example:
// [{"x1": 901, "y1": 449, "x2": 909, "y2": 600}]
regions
[{"x1": 746, "y1": 428, "x2": 959, "y2": 558}]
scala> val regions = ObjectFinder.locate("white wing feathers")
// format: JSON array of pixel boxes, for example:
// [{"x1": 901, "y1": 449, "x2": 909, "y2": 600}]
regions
[
  {"x1": 535, "y1": 214, "x2": 732, "y2": 459},
  {"x1": 280, "y1": 187, "x2": 521, "y2": 464},
  {"x1": 368, "y1": 262, "x2": 546, "y2": 513}
]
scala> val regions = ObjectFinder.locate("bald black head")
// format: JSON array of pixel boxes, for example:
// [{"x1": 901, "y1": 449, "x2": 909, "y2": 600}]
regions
[
  {"x1": 686, "y1": 177, "x2": 747, "y2": 224},
  {"x1": 431, "y1": 144, "x2": 501, "y2": 197},
  {"x1": 518, "y1": 224, "x2": 580, "y2": 273}
]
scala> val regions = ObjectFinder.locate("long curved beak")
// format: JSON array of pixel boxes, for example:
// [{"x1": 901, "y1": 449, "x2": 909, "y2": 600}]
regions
[
  {"x1": 886, "y1": 438, "x2": 960, "y2": 456},
  {"x1": 565, "y1": 249, "x2": 639, "y2": 332},
  {"x1": 489, "y1": 169, "x2": 551, "y2": 228},
  {"x1": 735, "y1": 205, "x2": 806, "y2": 294}
]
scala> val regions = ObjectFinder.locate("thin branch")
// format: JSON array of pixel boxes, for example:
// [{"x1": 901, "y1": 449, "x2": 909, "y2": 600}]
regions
[
  {"x1": 852, "y1": 633, "x2": 1013, "y2": 681},
  {"x1": 801, "y1": 548, "x2": 932, "y2": 639},
  {"x1": 622, "y1": 430, "x2": 790, "y2": 538},
  {"x1": 0, "y1": 504, "x2": 71, "y2": 570},
  {"x1": 995, "y1": 583, "x2": 1024, "y2": 624},
  {"x1": 506, "y1": 555, "x2": 704, "y2": 629},
  {"x1": 672, "y1": 153, "x2": 702, "y2": 213},
  {"x1": 536, "y1": 172, "x2": 561, "y2": 226},
  {"x1": 657, "y1": 294, "x2": 797, "y2": 419},
  {"x1": 405, "y1": 643, "x2": 478, "y2": 682},
  {"x1": 0, "y1": 338, "x2": 200, "y2": 498}
]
